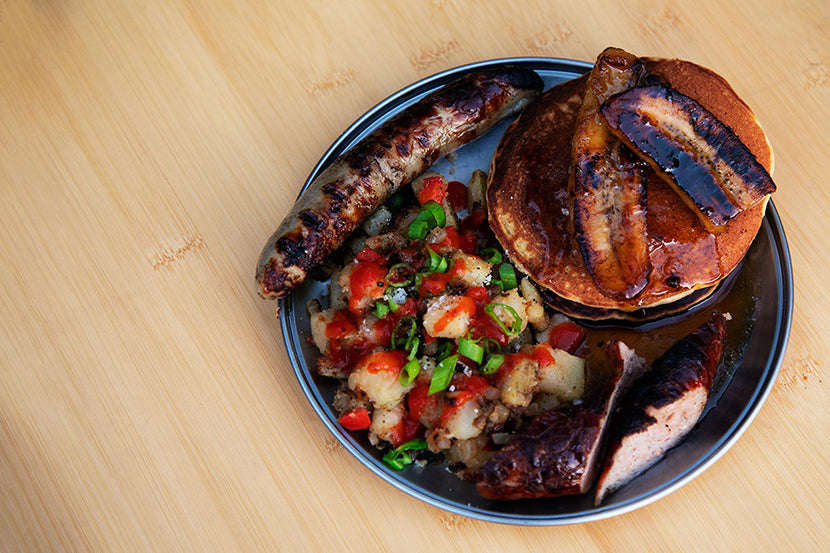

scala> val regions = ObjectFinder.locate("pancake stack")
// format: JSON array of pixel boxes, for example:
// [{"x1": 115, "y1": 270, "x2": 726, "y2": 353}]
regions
[{"x1": 487, "y1": 48, "x2": 775, "y2": 322}]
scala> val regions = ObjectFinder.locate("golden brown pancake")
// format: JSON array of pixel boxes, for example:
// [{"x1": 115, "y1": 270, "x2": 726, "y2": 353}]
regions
[{"x1": 487, "y1": 57, "x2": 773, "y2": 321}]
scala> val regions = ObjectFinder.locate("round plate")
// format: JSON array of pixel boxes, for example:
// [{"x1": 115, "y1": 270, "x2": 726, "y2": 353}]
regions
[{"x1": 277, "y1": 58, "x2": 793, "y2": 525}]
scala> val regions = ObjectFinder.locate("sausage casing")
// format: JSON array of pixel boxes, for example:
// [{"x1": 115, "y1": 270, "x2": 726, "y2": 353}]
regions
[{"x1": 256, "y1": 67, "x2": 543, "y2": 300}]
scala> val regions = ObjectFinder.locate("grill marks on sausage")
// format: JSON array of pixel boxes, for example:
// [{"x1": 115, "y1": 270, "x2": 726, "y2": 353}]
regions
[{"x1": 256, "y1": 67, "x2": 543, "y2": 299}]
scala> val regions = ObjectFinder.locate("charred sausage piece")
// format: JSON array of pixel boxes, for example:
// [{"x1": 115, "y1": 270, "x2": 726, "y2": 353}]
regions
[
  {"x1": 476, "y1": 341, "x2": 647, "y2": 500},
  {"x1": 594, "y1": 313, "x2": 728, "y2": 504},
  {"x1": 256, "y1": 67, "x2": 544, "y2": 300}
]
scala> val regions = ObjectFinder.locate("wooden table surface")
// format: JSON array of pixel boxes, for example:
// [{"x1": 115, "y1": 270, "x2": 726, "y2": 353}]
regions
[{"x1": 2, "y1": 1, "x2": 828, "y2": 551}]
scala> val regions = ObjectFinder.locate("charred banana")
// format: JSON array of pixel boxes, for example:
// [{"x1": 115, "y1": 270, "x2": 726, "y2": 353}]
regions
[
  {"x1": 572, "y1": 48, "x2": 651, "y2": 300},
  {"x1": 601, "y1": 83, "x2": 776, "y2": 233}
]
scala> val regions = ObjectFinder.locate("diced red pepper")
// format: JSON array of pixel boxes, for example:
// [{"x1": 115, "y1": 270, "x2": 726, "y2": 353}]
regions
[
  {"x1": 363, "y1": 350, "x2": 407, "y2": 375},
  {"x1": 387, "y1": 416, "x2": 421, "y2": 447},
  {"x1": 339, "y1": 408, "x2": 371, "y2": 431},
  {"x1": 417, "y1": 260, "x2": 465, "y2": 297},
  {"x1": 464, "y1": 286, "x2": 490, "y2": 305},
  {"x1": 547, "y1": 321, "x2": 585, "y2": 354},
  {"x1": 418, "y1": 175, "x2": 446, "y2": 206},
  {"x1": 348, "y1": 260, "x2": 387, "y2": 313},
  {"x1": 528, "y1": 343, "x2": 555, "y2": 367},
  {"x1": 355, "y1": 247, "x2": 387, "y2": 266},
  {"x1": 427, "y1": 226, "x2": 477, "y2": 254},
  {"x1": 446, "y1": 180, "x2": 468, "y2": 212},
  {"x1": 407, "y1": 383, "x2": 431, "y2": 422},
  {"x1": 417, "y1": 272, "x2": 451, "y2": 296}
]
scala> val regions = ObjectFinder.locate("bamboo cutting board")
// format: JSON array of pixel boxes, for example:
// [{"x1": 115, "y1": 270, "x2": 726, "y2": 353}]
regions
[{"x1": 1, "y1": 1, "x2": 828, "y2": 551}]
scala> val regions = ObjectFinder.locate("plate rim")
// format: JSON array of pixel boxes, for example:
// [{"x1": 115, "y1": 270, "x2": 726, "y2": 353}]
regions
[{"x1": 277, "y1": 57, "x2": 794, "y2": 525}]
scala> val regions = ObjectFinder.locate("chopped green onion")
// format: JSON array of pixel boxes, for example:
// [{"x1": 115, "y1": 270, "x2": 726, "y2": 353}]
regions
[
  {"x1": 374, "y1": 301, "x2": 390, "y2": 319},
  {"x1": 397, "y1": 437, "x2": 428, "y2": 450},
  {"x1": 382, "y1": 438, "x2": 428, "y2": 470},
  {"x1": 407, "y1": 201, "x2": 446, "y2": 239},
  {"x1": 435, "y1": 341, "x2": 453, "y2": 362},
  {"x1": 484, "y1": 303, "x2": 522, "y2": 336},
  {"x1": 383, "y1": 452, "x2": 410, "y2": 471},
  {"x1": 481, "y1": 248, "x2": 503, "y2": 265},
  {"x1": 407, "y1": 336, "x2": 420, "y2": 360},
  {"x1": 426, "y1": 248, "x2": 449, "y2": 273},
  {"x1": 391, "y1": 316, "x2": 417, "y2": 350},
  {"x1": 457, "y1": 336, "x2": 484, "y2": 364},
  {"x1": 408, "y1": 220, "x2": 428, "y2": 240},
  {"x1": 498, "y1": 263, "x2": 518, "y2": 290},
  {"x1": 419, "y1": 200, "x2": 446, "y2": 228},
  {"x1": 399, "y1": 358, "x2": 421, "y2": 386},
  {"x1": 385, "y1": 263, "x2": 413, "y2": 287},
  {"x1": 481, "y1": 338, "x2": 501, "y2": 355},
  {"x1": 428, "y1": 354, "x2": 458, "y2": 395},
  {"x1": 480, "y1": 353, "x2": 505, "y2": 374}
]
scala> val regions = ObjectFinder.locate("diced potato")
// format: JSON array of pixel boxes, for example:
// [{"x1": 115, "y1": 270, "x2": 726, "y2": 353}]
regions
[
  {"x1": 429, "y1": 398, "x2": 484, "y2": 452},
  {"x1": 520, "y1": 278, "x2": 549, "y2": 330},
  {"x1": 329, "y1": 274, "x2": 347, "y2": 311},
  {"x1": 443, "y1": 399, "x2": 485, "y2": 441},
  {"x1": 467, "y1": 169, "x2": 487, "y2": 214},
  {"x1": 422, "y1": 295, "x2": 475, "y2": 339},
  {"x1": 369, "y1": 403, "x2": 405, "y2": 446},
  {"x1": 531, "y1": 344, "x2": 585, "y2": 401},
  {"x1": 449, "y1": 251, "x2": 492, "y2": 288},
  {"x1": 363, "y1": 232, "x2": 408, "y2": 255},
  {"x1": 348, "y1": 352, "x2": 414, "y2": 409},
  {"x1": 332, "y1": 383, "x2": 370, "y2": 415},
  {"x1": 446, "y1": 436, "x2": 493, "y2": 478},
  {"x1": 490, "y1": 289, "x2": 530, "y2": 334},
  {"x1": 497, "y1": 356, "x2": 539, "y2": 408},
  {"x1": 309, "y1": 308, "x2": 335, "y2": 354},
  {"x1": 360, "y1": 205, "x2": 393, "y2": 236},
  {"x1": 526, "y1": 392, "x2": 562, "y2": 417}
]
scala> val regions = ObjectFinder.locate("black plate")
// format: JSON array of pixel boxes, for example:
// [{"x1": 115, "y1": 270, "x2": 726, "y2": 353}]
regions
[{"x1": 278, "y1": 58, "x2": 793, "y2": 525}]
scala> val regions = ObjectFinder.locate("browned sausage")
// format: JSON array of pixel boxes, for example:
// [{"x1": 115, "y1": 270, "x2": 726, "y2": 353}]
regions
[
  {"x1": 476, "y1": 341, "x2": 647, "y2": 500},
  {"x1": 256, "y1": 67, "x2": 544, "y2": 300},
  {"x1": 594, "y1": 312, "x2": 727, "y2": 504}
]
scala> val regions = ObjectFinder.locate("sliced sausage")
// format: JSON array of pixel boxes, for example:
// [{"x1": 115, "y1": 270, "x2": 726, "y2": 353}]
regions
[
  {"x1": 594, "y1": 312, "x2": 727, "y2": 504},
  {"x1": 476, "y1": 341, "x2": 647, "y2": 500}
]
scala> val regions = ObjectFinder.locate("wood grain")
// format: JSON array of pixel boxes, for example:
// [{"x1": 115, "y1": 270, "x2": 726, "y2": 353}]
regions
[{"x1": 1, "y1": 0, "x2": 828, "y2": 551}]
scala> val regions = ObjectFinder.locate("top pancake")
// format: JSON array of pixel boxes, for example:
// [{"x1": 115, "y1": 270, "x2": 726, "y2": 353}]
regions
[{"x1": 487, "y1": 57, "x2": 772, "y2": 316}]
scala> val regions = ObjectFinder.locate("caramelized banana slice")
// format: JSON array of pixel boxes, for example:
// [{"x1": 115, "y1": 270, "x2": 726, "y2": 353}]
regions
[
  {"x1": 572, "y1": 48, "x2": 651, "y2": 300},
  {"x1": 601, "y1": 83, "x2": 776, "y2": 233}
]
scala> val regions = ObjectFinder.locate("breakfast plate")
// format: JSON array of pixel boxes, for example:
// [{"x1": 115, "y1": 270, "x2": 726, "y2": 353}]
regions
[{"x1": 277, "y1": 58, "x2": 793, "y2": 525}]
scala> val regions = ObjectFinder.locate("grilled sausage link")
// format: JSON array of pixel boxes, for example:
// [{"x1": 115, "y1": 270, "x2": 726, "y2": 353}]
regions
[{"x1": 256, "y1": 67, "x2": 544, "y2": 300}]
